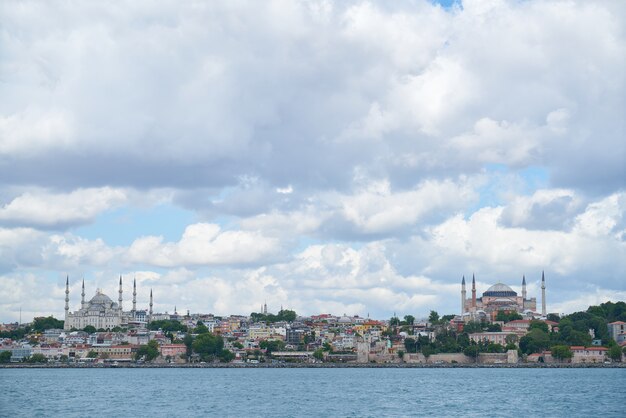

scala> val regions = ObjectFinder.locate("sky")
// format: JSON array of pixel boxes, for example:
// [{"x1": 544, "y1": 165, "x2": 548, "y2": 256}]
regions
[{"x1": 1, "y1": 0, "x2": 625, "y2": 323}]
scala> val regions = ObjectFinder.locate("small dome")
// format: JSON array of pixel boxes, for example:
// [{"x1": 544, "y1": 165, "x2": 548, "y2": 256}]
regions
[{"x1": 483, "y1": 283, "x2": 517, "y2": 297}]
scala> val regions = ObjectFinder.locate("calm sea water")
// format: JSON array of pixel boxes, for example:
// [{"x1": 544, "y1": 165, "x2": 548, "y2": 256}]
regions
[{"x1": 1, "y1": 368, "x2": 624, "y2": 417}]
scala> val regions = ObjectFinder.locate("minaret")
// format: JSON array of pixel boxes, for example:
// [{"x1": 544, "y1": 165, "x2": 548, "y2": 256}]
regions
[
  {"x1": 461, "y1": 276, "x2": 466, "y2": 314},
  {"x1": 264, "y1": 301, "x2": 268, "y2": 314},
  {"x1": 81, "y1": 278, "x2": 86, "y2": 310},
  {"x1": 118, "y1": 275, "x2": 123, "y2": 311},
  {"x1": 471, "y1": 274, "x2": 476, "y2": 309},
  {"x1": 64, "y1": 275, "x2": 70, "y2": 318},
  {"x1": 522, "y1": 275, "x2": 527, "y2": 301},
  {"x1": 132, "y1": 278, "x2": 137, "y2": 313},
  {"x1": 149, "y1": 289, "x2": 153, "y2": 320},
  {"x1": 541, "y1": 271, "x2": 546, "y2": 317}
]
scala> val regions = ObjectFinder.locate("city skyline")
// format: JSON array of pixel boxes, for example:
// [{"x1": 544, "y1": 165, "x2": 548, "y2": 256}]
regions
[{"x1": 1, "y1": 0, "x2": 625, "y2": 323}]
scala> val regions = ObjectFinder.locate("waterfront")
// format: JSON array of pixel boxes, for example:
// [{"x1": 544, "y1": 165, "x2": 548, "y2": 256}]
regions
[{"x1": 1, "y1": 368, "x2": 624, "y2": 417}]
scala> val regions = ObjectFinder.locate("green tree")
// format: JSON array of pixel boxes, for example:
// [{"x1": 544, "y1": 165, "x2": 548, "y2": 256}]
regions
[
  {"x1": 463, "y1": 321, "x2": 485, "y2": 334},
  {"x1": 0, "y1": 351, "x2": 12, "y2": 363},
  {"x1": 551, "y1": 345, "x2": 573, "y2": 363},
  {"x1": 259, "y1": 340, "x2": 285, "y2": 355},
  {"x1": 441, "y1": 314, "x2": 456, "y2": 322},
  {"x1": 547, "y1": 313, "x2": 560, "y2": 322},
  {"x1": 28, "y1": 353, "x2": 47, "y2": 363},
  {"x1": 608, "y1": 345, "x2": 622, "y2": 362},
  {"x1": 428, "y1": 311, "x2": 440, "y2": 324},
  {"x1": 495, "y1": 311, "x2": 523, "y2": 323},
  {"x1": 135, "y1": 340, "x2": 160, "y2": 361},
  {"x1": 313, "y1": 348, "x2": 324, "y2": 361},
  {"x1": 404, "y1": 338, "x2": 417, "y2": 353},
  {"x1": 86, "y1": 350, "x2": 98, "y2": 358},
  {"x1": 389, "y1": 317, "x2": 400, "y2": 327},
  {"x1": 219, "y1": 349, "x2": 235, "y2": 363},
  {"x1": 528, "y1": 320, "x2": 549, "y2": 333},
  {"x1": 403, "y1": 315, "x2": 415, "y2": 325},
  {"x1": 148, "y1": 320, "x2": 187, "y2": 333},
  {"x1": 519, "y1": 329, "x2": 550, "y2": 354},
  {"x1": 31, "y1": 316, "x2": 64, "y2": 333},
  {"x1": 192, "y1": 333, "x2": 224, "y2": 361},
  {"x1": 463, "y1": 345, "x2": 479, "y2": 362},
  {"x1": 195, "y1": 322, "x2": 209, "y2": 334},
  {"x1": 83, "y1": 325, "x2": 97, "y2": 334},
  {"x1": 233, "y1": 342, "x2": 244, "y2": 349}
]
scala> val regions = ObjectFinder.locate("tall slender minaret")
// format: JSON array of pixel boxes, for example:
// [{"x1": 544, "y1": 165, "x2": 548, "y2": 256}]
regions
[
  {"x1": 541, "y1": 271, "x2": 546, "y2": 317},
  {"x1": 118, "y1": 275, "x2": 123, "y2": 311},
  {"x1": 522, "y1": 275, "x2": 527, "y2": 301},
  {"x1": 81, "y1": 278, "x2": 86, "y2": 310},
  {"x1": 149, "y1": 289, "x2": 153, "y2": 320},
  {"x1": 64, "y1": 275, "x2": 70, "y2": 318},
  {"x1": 461, "y1": 276, "x2": 466, "y2": 314},
  {"x1": 471, "y1": 274, "x2": 476, "y2": 309},
  {"x1": 132, "y1": 278, "x2": 137, "y2": 313}
]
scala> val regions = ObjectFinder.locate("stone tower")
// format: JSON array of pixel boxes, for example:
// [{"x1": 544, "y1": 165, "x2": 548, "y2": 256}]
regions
[
  {"x1": 461, "y1": 276, "x2": 466, "y2": 314},
  {"x1": 541, "y1": 271, "x2": 546, "y2": 317}
]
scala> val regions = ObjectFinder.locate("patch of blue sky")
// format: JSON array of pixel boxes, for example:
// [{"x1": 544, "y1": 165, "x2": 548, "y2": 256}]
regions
[
  {"x1": 73, "y1": 204, "x2": 196, "y2": 246},
  {"x1": 465, "y1": 164, "x2": 550, "y2": 217},
  {"x1": 431, "y1": 0, "x2": 462, "y2": 10}
]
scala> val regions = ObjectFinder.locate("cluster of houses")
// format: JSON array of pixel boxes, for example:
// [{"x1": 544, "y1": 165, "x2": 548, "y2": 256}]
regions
[{"x1": 1, "y1": 313, "x2": 624, "y2": 365}]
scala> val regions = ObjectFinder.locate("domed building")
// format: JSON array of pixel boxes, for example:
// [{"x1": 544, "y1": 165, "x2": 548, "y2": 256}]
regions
[
  {"x1": 64, "y1": 276, "x2": 153, "y2": 330},
  {"x1": 461, "y1": 274, "x2": 543, "y2": 318}
]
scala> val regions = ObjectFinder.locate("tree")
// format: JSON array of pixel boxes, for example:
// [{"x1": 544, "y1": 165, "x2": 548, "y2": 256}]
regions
[
  {"x1": 86, "y1": 350, "x2": 98, "y2": 358},
  {"x1": 464, "y1": 345, "x2": 479, "y2": 362},
  {"x1": 505, "y1": 334, "x2": 518, "y2": 346},
  {"x1": 259, "y1": 340, "x2": 285, "y2": 355},
  {"x1": 389, "y1": 317, "x2": 400, "y2": 327},
  {"x1": 495, "y1": 311, "x2": 523, "y2": 323},
  {"x1": 404, "y1": 338, "x2": 418, "y2": 354},
  {"x1": 148, "y1": 320, "x2": 187, "y2": 333},
  {"x1": 195, "y1": 322, "x2": 209, "y2": 334},
  {"x1": 83, "y1": 325, "x2": 97, "y2": 334},
  {"x1": 135, "y1": 340, "x2": 160, "y2": 362},
  {"x1": 313, "y1": 348, "x2": 324, "y2": 361},
  {"x1": 31, "y1": 316, "x2": 64, "y2": 333},
  {"x1": 403, "y1": 315, "x2": 415, "y2": 325},
  {"x1": 528, "y1": 320, "x2": 549, "y2": 333},
  {"x1": 192, "y1": 333, "x2": 224, "y2": 361},
  {"x1": 219, "y1": 349, "x2": 235, "y2": 363},
  {"x1": 0, "y1": 351, "x2": 11, "y2": 363},
  {"x1": 551, "y1": 345, "x2": 573, "y2": 363},
  {"x1": 519, "y1": 329, "x2": 550, "y2": 354},
  {"x1": 28, "y1": 353, "x2": 47, "y2": 363},
  {"x1": 608, "y1": 345, "x2": 622, "y2": 362},
  {"x1": 428, "y1": 311, "x2": 440, "y2": 324},
  {"x1": 547, "y1": 313, "x2": 560, "y2": 322}
]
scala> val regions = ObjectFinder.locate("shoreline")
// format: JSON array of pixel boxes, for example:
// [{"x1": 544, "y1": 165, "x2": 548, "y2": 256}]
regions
[{"x1": 2, "y1": 362, "x2": 624, "y2": 369}]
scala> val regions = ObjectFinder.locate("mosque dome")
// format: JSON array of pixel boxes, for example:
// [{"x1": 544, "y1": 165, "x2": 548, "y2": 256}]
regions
[
  {"x1": 88, "y1": 290, "x2": 114, "y2": 307},
  {"x1": 483, "y1": 283, "x2": 517, "y2": 297}
]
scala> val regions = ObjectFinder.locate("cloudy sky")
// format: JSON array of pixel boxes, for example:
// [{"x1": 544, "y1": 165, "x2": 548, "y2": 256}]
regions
[{"x1": 1, "y1": 0, "x2": 624, "y2": 323}]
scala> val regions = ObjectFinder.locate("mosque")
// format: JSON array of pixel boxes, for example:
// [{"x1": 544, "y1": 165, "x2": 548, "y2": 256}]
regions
[
  {"x1": 461, "y1": 272, "x2": 547, "y2": 319},
  {"x1": 63, "y1": 276, "x2": 153, "y2": 330}
]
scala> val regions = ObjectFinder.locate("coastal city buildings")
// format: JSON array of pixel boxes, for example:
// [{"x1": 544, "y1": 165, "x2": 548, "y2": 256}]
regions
[{"x1": 1, "y1": 273, "x2": 624, "y2": 365}]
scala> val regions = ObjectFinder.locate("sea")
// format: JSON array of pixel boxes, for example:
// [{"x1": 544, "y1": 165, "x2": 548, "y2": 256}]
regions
[{"x1": 1, "y1": 367, "x2": 624, "y2": 417}]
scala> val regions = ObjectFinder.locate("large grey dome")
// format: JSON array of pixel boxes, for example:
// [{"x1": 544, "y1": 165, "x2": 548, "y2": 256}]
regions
[
  {"x1": 88, "y1": 290, "x2": 114, "y2": 307},
  {"x1": 483, "y1": 283, "x2": 517, "y2": 297}
]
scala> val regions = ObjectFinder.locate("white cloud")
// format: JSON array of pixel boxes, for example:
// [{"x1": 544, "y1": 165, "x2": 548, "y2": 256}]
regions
[
  {"x1": 126, "y1": 223, "x2": 282, "y2": 267},
  {"x1": 0, "y1": 187, "x2": 127, "y2": 228}
]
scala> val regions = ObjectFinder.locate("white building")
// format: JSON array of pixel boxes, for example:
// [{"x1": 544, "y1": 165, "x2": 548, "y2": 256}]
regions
[{"x1": 64, "y1": 276, "x2": 153, "y2": 331}]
